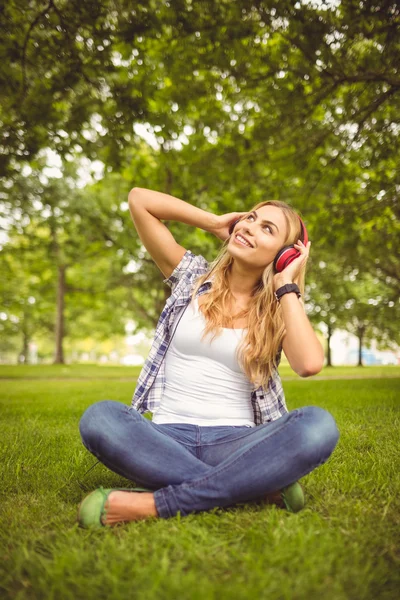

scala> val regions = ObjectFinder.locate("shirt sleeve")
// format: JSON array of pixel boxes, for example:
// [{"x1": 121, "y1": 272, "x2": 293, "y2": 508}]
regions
[{"x1": 163, "y1": 249, "x2": 209, "y2": 294}]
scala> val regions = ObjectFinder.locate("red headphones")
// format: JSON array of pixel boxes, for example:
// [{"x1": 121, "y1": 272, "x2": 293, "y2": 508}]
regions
[{"x1": 228, "y1": 214, "x2": 309, "y2": 273}]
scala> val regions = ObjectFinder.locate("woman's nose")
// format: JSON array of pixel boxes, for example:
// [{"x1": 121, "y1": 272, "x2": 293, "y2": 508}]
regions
[{"x1": 241, "y1": 226, "x2": 256, "y2": 241}]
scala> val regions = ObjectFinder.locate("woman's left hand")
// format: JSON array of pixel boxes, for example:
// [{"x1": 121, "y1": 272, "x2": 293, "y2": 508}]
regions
[{"x1": 273, "y1": 240, "x2": 311, "y2": 290}]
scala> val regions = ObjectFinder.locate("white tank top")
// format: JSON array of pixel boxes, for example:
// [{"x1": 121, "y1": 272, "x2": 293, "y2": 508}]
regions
[{"x1": 152, "y1": 296, "x2": 255, "y2": 427}]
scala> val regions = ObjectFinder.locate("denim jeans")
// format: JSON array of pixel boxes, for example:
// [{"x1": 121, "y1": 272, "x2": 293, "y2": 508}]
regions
[{"x1": 79, "y1": 400, "x2": 339, "y2": 519}]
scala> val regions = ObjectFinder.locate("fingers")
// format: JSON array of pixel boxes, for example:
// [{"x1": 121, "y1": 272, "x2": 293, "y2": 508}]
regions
[
  {"x1": 294, "y1": 240, "x2": 311, "y2": 255},
  {"x1": 294, "y1": 240, "x2": 311, "y2": 248}
]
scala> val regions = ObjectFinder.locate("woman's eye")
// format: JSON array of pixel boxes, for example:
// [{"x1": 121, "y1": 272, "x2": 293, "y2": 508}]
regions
[{"x1": 247, "y1": 215, "x2": 271, "y2": 233}]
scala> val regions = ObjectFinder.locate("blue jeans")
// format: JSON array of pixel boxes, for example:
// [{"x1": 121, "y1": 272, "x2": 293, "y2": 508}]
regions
[{"x1": 79, "y1": 401, "x2": 339, "y2": 519}]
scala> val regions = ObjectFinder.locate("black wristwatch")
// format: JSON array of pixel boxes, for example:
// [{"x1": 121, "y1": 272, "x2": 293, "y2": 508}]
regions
[{"x1": 274, "y1": 283, "x2": 301, "y2": 303}]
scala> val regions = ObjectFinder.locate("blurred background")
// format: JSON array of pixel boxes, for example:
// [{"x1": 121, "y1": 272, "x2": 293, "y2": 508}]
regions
[{"x1": 1, "y1": 0, "x2": 399, "y2": 368}]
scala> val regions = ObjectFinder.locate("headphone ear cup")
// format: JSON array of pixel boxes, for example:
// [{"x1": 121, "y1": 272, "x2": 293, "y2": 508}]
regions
[
  {"x1": 274, "y1": 216, "x2": 308, "y2": 272},
  {"x1": 228, "y1": 218, "x2": 241, "y2": 235},
  {"x1": 273, "y1": 245, "x2": 301, "y2": 273}
]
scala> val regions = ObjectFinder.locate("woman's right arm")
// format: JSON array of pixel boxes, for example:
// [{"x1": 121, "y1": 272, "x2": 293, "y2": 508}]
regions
[
  {"x1": 128, "y1": 187, "x2": 218, "y2": 230},
  {"x1": 128, "y1": 187, "x2": 218, "y2": 280}
]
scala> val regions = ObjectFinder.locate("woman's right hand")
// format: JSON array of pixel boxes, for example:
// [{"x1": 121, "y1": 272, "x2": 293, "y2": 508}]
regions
[{"x1": 209, "y1": 212, "x2": 248, "y2": 242}]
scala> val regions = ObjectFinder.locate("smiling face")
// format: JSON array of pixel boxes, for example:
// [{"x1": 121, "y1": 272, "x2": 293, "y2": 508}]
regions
[{"x1": 228, "y1": 204, "x2": 289, "y2": 269}]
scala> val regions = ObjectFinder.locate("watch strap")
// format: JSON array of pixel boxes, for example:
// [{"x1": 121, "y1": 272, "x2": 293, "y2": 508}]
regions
[{"x1": 274, "y1": 283, "x2": 301, "y2": 303}]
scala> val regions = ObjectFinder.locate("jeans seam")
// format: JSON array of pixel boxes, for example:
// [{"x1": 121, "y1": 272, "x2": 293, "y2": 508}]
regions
[{"x1": 195, "y1": 425, "x2": 200, "y2": 459}]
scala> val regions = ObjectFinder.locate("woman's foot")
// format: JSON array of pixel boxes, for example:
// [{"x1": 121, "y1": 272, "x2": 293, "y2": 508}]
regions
[
  {"x1": 102, "y1": 491, "x2": 158, "y2": 525},
  {"x1": 263, "y1": 490, "x2": 286, "y2": 509}
]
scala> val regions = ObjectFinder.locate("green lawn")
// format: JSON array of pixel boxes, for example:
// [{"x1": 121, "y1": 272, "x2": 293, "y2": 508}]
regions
[
  {"x1": 1, "y1": 363, "x2": 399, "y2": 380},
  {"x1": 1, "y1": 367, "x2": 399, "y2": 599}
]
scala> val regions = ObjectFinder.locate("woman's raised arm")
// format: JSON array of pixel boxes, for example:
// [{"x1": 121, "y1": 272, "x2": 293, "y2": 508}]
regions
[{"x1": 128, "y1": 187, "x2": 217, "y2": 279}]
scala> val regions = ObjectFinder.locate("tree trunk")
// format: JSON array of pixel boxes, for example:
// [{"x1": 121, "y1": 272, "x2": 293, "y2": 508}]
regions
[
  {"x1": 18, "y1": 310, "x2": 30, "y2": 364},
  {"x1": 21, "y1": 330, "x2": 29, "y2": 364},
  {"x1": 18, "y1": 332, "x2": 29, "y2": 364},
  {"x1": 326, "y1": 323, "x2": 333, "y2": 367},
  {"x1": 54, "y1": 265, "x2": 66, "y2": 364},
  {"x1": 357, "y1": 325, "x2": 365, "y2": 367}
]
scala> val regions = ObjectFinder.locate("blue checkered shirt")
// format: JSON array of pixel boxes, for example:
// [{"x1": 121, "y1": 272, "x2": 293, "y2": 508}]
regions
[{"x1": 131, "y1": 250, "x2": 288, "y2": 425}]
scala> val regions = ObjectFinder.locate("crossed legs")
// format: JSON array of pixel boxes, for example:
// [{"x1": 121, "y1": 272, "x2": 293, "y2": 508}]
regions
[{"x1": 79, "y1": 400, "x2": 339, "y2": 523}]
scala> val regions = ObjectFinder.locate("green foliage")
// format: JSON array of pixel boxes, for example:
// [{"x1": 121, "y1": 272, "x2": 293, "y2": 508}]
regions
[
  {"x1": 2, "y1": 1, "x2": 399, "y2": 177},
  {"x1": 1, "y1": 0, "x2": 399, "y2": 360}
]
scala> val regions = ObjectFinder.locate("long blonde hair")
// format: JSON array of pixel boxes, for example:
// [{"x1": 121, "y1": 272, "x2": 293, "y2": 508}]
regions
[{"x1": 190, "y1": 200, "x2": 307, "y2": 389}]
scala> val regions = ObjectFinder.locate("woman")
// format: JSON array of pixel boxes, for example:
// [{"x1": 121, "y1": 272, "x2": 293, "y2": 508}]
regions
[{"x1": 78, "y1": 187, "x2": 339, "y2": 528}]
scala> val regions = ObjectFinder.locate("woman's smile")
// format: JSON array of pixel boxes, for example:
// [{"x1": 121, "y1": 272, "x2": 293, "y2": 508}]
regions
[{"x1": 234, "y1": 233, "x2": 254, "y2": 248}]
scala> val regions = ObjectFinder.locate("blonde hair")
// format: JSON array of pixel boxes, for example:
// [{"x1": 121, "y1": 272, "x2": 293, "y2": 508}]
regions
[{"x1": 190, "y1": 200, "x2": 307, "y2": 389}]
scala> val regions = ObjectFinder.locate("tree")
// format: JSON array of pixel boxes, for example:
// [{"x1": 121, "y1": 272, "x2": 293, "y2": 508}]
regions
[
  {"x1": 305, "y1": 251, "x2": 355, "y2": 367},
  {"x1": 0, "y1": 223, "x2": 56, "y2": 363},
  {"x1": 341, "y1": 271, "x2": 399, "y2": 366},
  {"x1": 0, "y1": 165, "x2": 133, "y2": 362}
]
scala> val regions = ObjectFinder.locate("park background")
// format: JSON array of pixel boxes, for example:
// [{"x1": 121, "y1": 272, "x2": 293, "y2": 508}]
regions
[{"x1": 1, "y1": 1, "x2": 399, "y2": 599}]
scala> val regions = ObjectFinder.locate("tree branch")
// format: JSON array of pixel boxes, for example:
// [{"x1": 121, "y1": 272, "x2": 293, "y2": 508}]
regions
[{"x1": 20, "y1": 0, "x2": 55, "y2": 99}]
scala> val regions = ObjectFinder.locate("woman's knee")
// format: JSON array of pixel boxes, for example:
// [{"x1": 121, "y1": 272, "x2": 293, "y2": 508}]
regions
[
  {"x1": 299, "y1": 406, "x2": 340, "y2": 463},
  {"x1": 79, "y1": 400, "x2": 121, "y2": 450}
]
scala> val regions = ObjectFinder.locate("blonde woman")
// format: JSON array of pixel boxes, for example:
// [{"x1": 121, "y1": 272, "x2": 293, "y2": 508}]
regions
[{"x1": 78, "y1": 188, "x2": 339, "y2": 528}]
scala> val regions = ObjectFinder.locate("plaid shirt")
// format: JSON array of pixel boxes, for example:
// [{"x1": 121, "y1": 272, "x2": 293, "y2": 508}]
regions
[{"x1": 131, "y1": 250, "x2": 288, "y2": 425}]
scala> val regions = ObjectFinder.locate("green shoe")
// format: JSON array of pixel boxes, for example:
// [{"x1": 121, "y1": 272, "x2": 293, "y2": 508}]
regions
[
  {"x1": 262, "y1": 482, "x2": 305, "y2": 513},
  {"x1": 78, "y1": 486, "x2": 154, "y2": 529},
  {"x1": 281, "y1": 481, "x2": 305, "y2": 513}
]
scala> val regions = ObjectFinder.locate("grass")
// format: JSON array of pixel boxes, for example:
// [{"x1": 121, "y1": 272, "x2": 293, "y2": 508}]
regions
[
  {"x1": 0, "y1": 366, "x2": 399, "y2": 599},
  {"x1": 1, "y1": 363, "x2": 399, "y2": 380}
]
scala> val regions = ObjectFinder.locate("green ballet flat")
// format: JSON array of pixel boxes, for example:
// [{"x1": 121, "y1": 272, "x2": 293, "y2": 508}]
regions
[
  {"x1": 78, "y1": 486, "x2": 154, "y2": 529},
  {"x1": 262, "y1": 481, "x2": 305, "y2": 513},
  {"x1": 281, "y1": 481, "x2": 305, "y2": 513}
]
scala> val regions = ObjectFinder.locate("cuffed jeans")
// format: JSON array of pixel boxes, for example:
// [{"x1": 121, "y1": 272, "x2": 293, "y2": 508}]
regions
[{"x1": 79, "y1": 401, "x2": 339, "y2": 519}]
